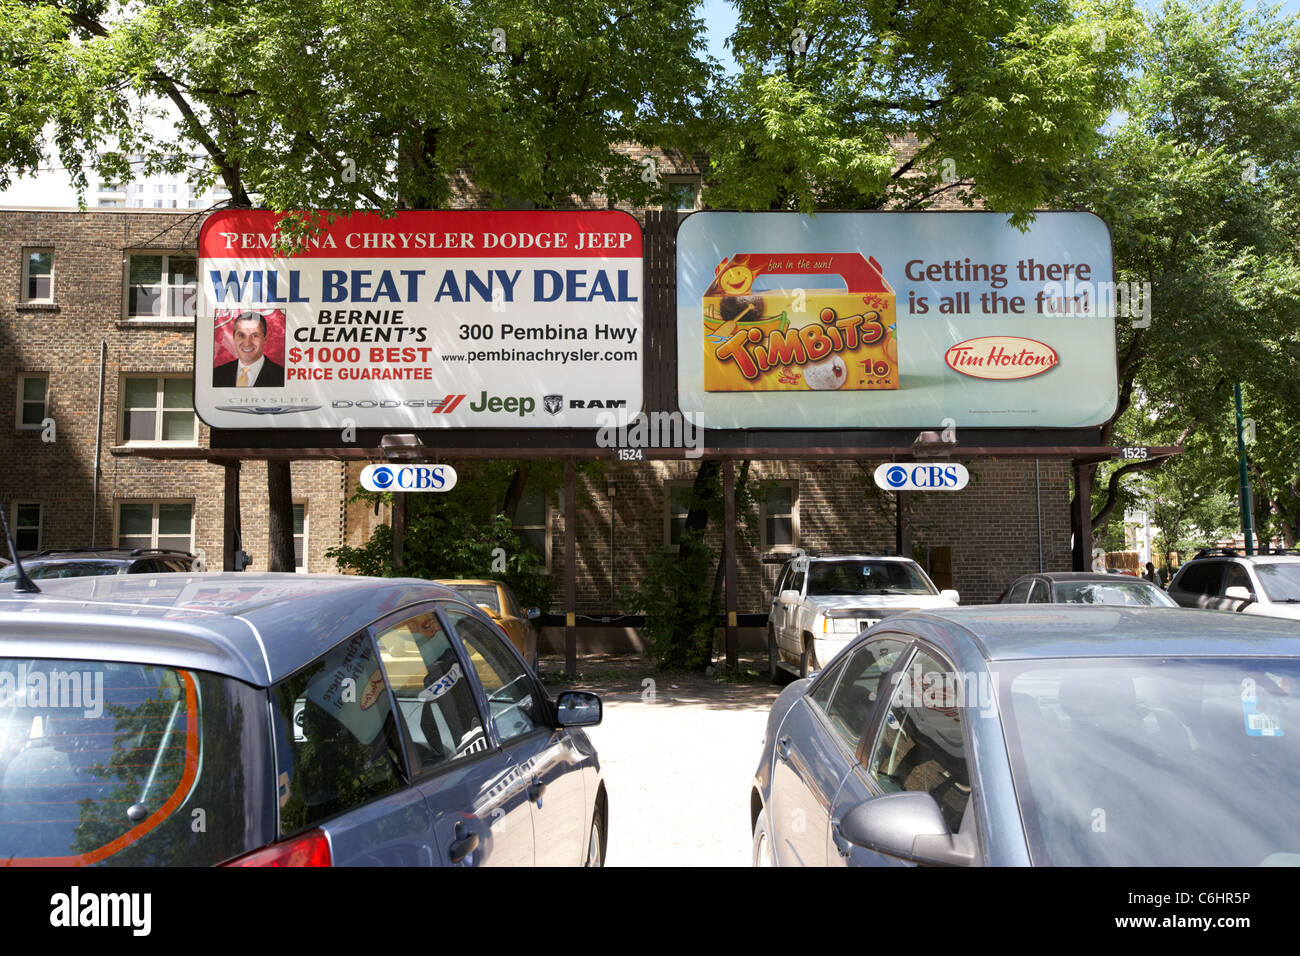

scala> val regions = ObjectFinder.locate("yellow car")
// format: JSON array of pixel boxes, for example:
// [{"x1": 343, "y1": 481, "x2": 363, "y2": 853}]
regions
[{"x1": 436, "y1": 579, "x2": 541, "y2": 670}]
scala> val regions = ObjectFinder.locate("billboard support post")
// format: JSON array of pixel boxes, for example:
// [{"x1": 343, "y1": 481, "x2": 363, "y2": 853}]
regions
[
  {"x1": 564, "y1": 460, "x2": 577, "y2": 678},
  {"x1": 392, "y1": 493, "x2": 406, "y2": 570},
  {"x1": 222, "y1": 460, "x2": 240, "y2": 571},
  {"x1": 723, "y1": 459, "x2": 738, "y2": 670},
  {"x1": 1071, "y1": 461, "x2": 1093, "y2": 571},
  {"x1": 895, "y1": 491, "x2": 912, "y2": 558}
]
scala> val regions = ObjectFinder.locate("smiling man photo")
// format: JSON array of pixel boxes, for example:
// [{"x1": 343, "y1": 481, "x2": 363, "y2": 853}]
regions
[{"x1": 213, "y1": 311, "x2": 285, "y2": 387}]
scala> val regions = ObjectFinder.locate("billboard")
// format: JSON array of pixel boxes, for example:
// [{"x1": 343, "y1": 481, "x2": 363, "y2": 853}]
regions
[
  {"x1": 195, "y1": 210, "x2": 643, "y2": 429},
  {"x1": 678, "y1": 211, "x2": 1118, "y2": 429}
]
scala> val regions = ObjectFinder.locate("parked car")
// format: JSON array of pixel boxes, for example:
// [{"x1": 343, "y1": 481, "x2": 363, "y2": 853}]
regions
[
  {"x1": 751, "y1": 605, "x2": 1300, "y2": 866},
  {"x1": 1168, "y1": 548, "x2": 1300, "y2": 621},
  {"x1": 999, "y1": 572, "x2": 1177, "y2": 606},
  {"x1": 0, "y1": 548, "x2": 194, "y2": 582},
  {"x1": 0, "y1": 572, "x2": 605, "y2": 866},
  {"x1": 436, "y1": 579, "x2": 541, "y2": 670},
  {"x1": 766, "y1": 551, "x2": 958, "y2": 682}
]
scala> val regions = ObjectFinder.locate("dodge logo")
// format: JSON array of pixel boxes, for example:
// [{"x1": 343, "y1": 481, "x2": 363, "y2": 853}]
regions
[{"x1": 543, "y1": 394, "x2": 563, "y2": 415}]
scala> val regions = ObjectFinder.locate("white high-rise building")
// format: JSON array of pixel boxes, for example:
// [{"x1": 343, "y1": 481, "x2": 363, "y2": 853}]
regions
[{"x1": 93, "y1": 152, "x2": 231, "y2": 209}]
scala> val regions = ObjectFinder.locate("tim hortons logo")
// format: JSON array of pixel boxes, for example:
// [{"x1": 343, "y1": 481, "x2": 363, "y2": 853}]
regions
[{"x1": 944, "y1": 336, "x2": 1059, "y2": 380}]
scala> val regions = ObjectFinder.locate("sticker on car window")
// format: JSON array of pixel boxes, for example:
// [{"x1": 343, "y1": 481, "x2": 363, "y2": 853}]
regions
[
  {"x1": 418, "y1": 662, "x2": 465, "y2": 702},
  {"x1": 1241, "y1": 688, "x2": 1283, "y2": 737}
]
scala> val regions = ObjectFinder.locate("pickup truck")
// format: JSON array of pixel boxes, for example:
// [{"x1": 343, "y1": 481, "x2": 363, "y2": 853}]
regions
[{"x1": 766, "y1": 551, "x2": 960, "y2": 681}]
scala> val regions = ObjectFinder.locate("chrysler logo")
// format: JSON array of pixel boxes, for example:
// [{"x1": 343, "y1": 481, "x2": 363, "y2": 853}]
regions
[{"x1": 213, "y1": 404, "x2": 323, "y2": 415}]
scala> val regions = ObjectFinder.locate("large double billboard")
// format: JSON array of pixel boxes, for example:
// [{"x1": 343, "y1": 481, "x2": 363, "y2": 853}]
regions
[
  {"x1": 677, "y1": 211, "x2": 1118, "y2": 429},
  {"x1": 195, "y1": 208, "x2": 1118, "y2": 435},
  {"x1": 195, "y1": 209, "x2": 643, "y2": 429}
]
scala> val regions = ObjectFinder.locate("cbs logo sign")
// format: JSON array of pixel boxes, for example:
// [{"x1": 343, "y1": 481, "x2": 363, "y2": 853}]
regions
[
  {"x1": 873, "y1": 462, "x2": 969, "y2": 491},
  {"x1": 361, "y1": 464, "x2": 459, "y2": 492}
]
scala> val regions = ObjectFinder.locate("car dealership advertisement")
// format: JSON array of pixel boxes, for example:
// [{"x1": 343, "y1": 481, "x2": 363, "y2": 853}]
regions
[
  {"x1": 195, "y1": 209, "x2": 643, "y2": 428},
  {"x1": 678, "y1": 211, "x2": 1118, "y2": 428}
]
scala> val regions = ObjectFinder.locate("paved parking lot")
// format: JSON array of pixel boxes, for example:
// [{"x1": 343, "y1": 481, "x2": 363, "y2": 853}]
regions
[{"x1": 543, "y1": 654, "x2": 782, "y2": 866}]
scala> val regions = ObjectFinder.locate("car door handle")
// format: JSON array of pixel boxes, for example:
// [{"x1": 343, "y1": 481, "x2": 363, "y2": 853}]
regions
[
  {"x1": 528, "y1": 775, "x2": 547, "y2": 807},
  {"x1": 777, "y1": 736, "x2": 792, "y2": 760},
  {"x1": 449, "y1": 822, "x2": 479, "y2": 865}
]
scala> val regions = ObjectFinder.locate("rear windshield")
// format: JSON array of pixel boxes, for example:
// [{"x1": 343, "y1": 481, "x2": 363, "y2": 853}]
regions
[
  {"x1": 451, "y1": 586, "x2": 500, "y2": 614},
  {"x1": 0, "y1": 562, "x2": 123, "y2": 582},
  {"x1": 0, "y1": 659, "x2": 273, "y2": 865},
  {"x1": 1052, "y1": 580, "x2": 1176, "y2": 606}
]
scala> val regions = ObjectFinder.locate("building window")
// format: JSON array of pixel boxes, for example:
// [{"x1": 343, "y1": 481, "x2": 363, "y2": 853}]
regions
[
  {"x1": 294, "y1": 502, "x2": 307, "y2": 572},
  {"x1": 16, "y1": 374, "x2": 48, "y2": 430},
  {"x1": 514, "y1": 489, "x2": 550, "y2": 567},
  {"x1": 117, "y1": 501, "x2": 194, "y2": 553},
  {"x1": 120, "y1": 376, "x2": 196, "y2": 444},
  {"x1": 665, "y1": 177, "x2": 701, "y2": 211},
  {"x1": 11, "y1": 503, "x2": 41, "y2": 553},
  {"x1": 665, "y1": 481, "x2": 694, "y2": 548},
  {"x1": 22, "y1": 249, "x2": 53, "y2": 302},
  {"x1": 127, "y1": 253, "x2": 197, "y2": 319},
  {"x1": 761, "y1": 483, "x2": 798, "y2": 550}
]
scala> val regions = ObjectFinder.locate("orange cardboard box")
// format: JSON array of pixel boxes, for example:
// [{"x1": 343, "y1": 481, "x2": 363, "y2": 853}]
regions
[{"x1": 703, "y1": 253, "x2": 897, "y2": 391}]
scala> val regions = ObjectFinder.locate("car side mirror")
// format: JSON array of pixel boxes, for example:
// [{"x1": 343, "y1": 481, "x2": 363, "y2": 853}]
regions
[
  {"x1": 838, "y1": 791, "x2": 975, "y2": 866},
  {"x1": 526, "y1": 607, "x2": 541, "y2": 620},
  {"x1": 779, "y1": 589, "x2": 801, "y2": 607},
  {"x1": 1224, "y1": 585, "x2": 1254, "y2": 608},
  {"x1": 941, "y1": 589, "x2": 960, "y2": 603},
  {"x1": 555, "y1": 691, "x2": 602, "y2": 728}
]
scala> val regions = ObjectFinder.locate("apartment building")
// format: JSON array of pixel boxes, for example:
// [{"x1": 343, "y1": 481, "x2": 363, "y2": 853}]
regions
[{"x1": 1, "y1": 208, "x2": 345, "y2": 571}]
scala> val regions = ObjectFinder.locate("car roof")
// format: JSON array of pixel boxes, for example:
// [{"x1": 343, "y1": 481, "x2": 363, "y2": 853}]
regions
[
  {"x1": 805, "y1": 554, "x2": 918, "y2": 562},
  {"x1": 1014, "y1": 572, "x2": 1158, "y2": 584},
  {"x1": 437, "y1": 579, "x2": 503, "y2": 587},
  {"x1": 0, "y1": 573, "x2": 464, "y2": 687},
  {"x1": 886, "y1": 605, "x2": 1300, "y2": 661}
]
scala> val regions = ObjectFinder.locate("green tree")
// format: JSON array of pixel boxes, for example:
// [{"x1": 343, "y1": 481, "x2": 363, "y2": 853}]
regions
[
  {"x1": 705, "y1": 0, "x2": 1139, "y2": 217},
  {"x1": 1054, "y1": 0, "x2": 1300, "y2": 543},
  {"x1": 0, "y1": 0, "x2": 713, "y2": 210},
  {"x1": 0, "y1": 0, "x2": 714, "y2": 566}
]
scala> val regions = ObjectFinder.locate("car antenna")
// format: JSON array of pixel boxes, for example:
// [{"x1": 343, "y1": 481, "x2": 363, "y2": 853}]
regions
[{"x1": 0, "y1": 506, "x2": 39, "y2": 593}]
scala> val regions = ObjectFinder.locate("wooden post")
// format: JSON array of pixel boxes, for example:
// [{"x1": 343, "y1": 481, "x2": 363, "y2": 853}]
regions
[
  {"x1": 896, "y1": 490, "x2": 913, "y2": 558},
  {"x1": 723, "y1": 459, "x2": 738, "y2": 670},
  {"x1": 564, "y1": 460, "x2": 577, "y2": 678},
  {"x1": 223, "y1": 460, "x2": 240, "y2": 571},
  {"x1": 1072, "y1": 460, "x2": 1092, "y2": 571},
  {"x1": 392, "y1": 492, "x2": 406, "y2": 570}
]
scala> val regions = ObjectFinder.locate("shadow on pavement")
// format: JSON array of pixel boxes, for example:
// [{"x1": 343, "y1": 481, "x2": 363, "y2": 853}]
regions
[{"x1": 540, "y1": 652, "x2": 787, "y2": 711}]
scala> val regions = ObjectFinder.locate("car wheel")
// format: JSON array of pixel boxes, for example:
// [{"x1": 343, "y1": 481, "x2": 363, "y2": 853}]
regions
[
  {"x1": 584, "y1": 812, "x2": 604, "y2": 867},
  {"x1": 752, "y1": 806, "x2": 776, "y2": 867},
  {"x1": 799, "y1": 640, "x2": 817, "y2": 680}
]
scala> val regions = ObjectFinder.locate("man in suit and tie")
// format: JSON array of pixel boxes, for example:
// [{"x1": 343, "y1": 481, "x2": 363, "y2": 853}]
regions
[{"x1": 213, "y1": 311, "x2": 285, "y2": 387}]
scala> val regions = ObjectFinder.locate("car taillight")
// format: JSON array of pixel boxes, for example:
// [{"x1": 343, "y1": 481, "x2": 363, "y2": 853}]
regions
[{"x1": 224, "y1": 829, "x2": 332, "y2": 867}]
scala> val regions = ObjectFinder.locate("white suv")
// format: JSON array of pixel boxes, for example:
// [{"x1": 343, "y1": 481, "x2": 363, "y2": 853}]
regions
[
  {"x1": 1168, "y1": 549, "x2": 1300, "y2": 621},
  {"x1": 765, "y1": 551, "x2": 959, "y2": 682}
]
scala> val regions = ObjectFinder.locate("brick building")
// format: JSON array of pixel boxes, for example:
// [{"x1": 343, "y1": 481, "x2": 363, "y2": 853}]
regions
[{"x1": 1, "y1": 208, "x2": 348, "y2": 572}]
